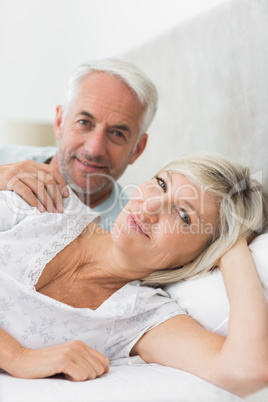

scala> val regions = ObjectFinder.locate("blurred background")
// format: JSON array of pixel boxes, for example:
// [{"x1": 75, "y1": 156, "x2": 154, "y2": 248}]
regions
[
  {"x1": 1, "y1": 0, "x2": 267, "y2": 189},
  {"x1": 0, "y1": 0, "x2": 225, "y2": 144}
]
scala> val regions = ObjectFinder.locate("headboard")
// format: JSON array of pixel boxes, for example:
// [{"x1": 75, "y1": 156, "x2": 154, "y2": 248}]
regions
[{"x1": 120, "y1": 0, "x2": 268, "y2": 192}]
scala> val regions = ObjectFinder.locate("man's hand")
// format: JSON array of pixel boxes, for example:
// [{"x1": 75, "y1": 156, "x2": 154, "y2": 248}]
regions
[
  {"x1": 7, "y1": 340, "x2": 109, "y2": 381},
  {"x1": 0, "y1": 160, "x2": 69, "y2": 212}
]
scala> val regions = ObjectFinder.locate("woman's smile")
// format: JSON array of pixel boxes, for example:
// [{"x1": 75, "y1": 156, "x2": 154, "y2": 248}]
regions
[
  {"x1": 127, "y1": 212, "x2": 150, "y2": 238},
  {"x1": 110, "y1": 171, "x2": 219, "y2": 274}
]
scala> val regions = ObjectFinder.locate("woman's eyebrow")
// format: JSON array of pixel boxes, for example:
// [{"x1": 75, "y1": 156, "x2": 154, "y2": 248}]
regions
[
  {"x1": 166, "y1": 170, "x2": 172, "y2": 183},
  {"x1": 168, "y1": 171, "x2": 201, "y2": 219},
  {"x1": 181, "y1": 199, "x2": 200, "y2": 219}
]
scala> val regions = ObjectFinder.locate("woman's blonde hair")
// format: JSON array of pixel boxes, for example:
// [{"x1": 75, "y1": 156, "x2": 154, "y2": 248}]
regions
[{"x1": 142, "y1": 152, "x2": 268, "y2": 287}]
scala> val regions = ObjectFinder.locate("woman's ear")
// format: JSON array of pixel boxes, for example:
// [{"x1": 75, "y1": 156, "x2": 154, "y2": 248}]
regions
[{"x1": 54, "y1": 105, "x2": 63, "y2": 140}]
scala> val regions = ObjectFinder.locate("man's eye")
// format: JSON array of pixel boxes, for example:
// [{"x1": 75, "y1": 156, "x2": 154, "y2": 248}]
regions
[
  {"x1": 78, "y1": 119, "x2": 89, "y2": 126},
  {"x1": 114, "y1": 131, "x2": 123, "y2": 136},
  {"x1": 113, "y1": 131, "x2": 126, "y2": 139},
  {"x1": 155, "y1": 176, "x2": 167, "y2": 192},
  {"x1": 178, "y1": 208, "x2": 191, "y2": 226},
  {"x1": 109, "y1": 131, "x2": 127, "y2": 144}
]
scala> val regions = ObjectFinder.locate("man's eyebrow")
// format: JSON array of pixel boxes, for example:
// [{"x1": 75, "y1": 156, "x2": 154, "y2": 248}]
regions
[
  {"x1": 78, "y1": 111, "x2": 131, "y2": 136},
  {"x1": 111, "y1": 124, "x2": 131, "y2": 135},
  {"x1": 78, "y1": 111, "x2": 95, "y2": 120}
]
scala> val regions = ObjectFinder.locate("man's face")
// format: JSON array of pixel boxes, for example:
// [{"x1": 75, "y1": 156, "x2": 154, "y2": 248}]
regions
[{"x1": 54, "y1": 72, "x2": 148, "y2": 205}]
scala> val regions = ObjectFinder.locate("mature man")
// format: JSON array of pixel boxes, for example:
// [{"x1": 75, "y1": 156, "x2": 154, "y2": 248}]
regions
[{"x1": 0, "y1": 59, "x2": 158, "y2": 230}]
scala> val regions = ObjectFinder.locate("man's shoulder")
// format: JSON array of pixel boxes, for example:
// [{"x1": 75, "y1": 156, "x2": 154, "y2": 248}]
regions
[{"x1": 0, "y1": 143, "x2": 56, "y2": 163}]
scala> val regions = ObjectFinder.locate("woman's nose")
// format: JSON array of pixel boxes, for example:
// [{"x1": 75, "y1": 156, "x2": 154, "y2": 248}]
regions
[{"x1": 140, "y1": 198, "x2": 160, "y2": 224}]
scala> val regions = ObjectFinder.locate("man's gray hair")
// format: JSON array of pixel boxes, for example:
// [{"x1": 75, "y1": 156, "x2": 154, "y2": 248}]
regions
[{"x1": 62, "y1": 58, "x2": 158, "y2": 136}]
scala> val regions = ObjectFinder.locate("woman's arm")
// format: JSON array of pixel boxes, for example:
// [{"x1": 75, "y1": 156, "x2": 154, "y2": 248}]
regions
[
  {"x1": 0, "y1": 327, "x2": 109, "y2": 380},
  {"x1": 217, "y1": 238, "x2": 268, "y2": 393},
  {"x1": 132, "y1": 239, "x2": 268, "y2": 397}
]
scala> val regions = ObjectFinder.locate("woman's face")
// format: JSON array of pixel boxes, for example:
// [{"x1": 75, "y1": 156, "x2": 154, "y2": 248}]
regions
[{"x1": 111, "y1": 171, "x2": 219, "y2": 275}]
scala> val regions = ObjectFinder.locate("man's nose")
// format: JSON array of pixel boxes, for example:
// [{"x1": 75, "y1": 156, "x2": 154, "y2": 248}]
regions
[{"x1": 84, "y1": 128, "x2": 107, "y2": 157}]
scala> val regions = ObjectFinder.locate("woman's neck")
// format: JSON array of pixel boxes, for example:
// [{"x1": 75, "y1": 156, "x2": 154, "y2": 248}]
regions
[
  {"x1": 80, "y1": 223, "x2": 131, "y2": 288},
  {"x1": 36, "y1": 222, "x2": 133, "y2": 309},
  {"x1": 83, "y1": 223, "x2": 149, "y2": 288}
]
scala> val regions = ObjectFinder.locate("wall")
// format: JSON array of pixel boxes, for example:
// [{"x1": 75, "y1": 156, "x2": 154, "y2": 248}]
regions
[
  {"x1": 120, "y1": 0, "x2": 268, "y2": 190},
  {"x1": 1, "y1": 0, "x2": 266, "y2": 190},
  {"x1": 0, "y1": 0, "x2": 225, "y2": 135}
]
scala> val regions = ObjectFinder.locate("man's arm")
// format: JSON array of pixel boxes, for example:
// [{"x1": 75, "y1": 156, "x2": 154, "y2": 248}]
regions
[{"x1": 132, "y1": 240, "x2": 268, "y2": 397}]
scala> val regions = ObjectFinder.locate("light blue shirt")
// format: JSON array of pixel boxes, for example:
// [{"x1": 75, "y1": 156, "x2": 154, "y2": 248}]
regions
[{"x1": 0, "y1": 143, "x2": 129, "y2": 230}]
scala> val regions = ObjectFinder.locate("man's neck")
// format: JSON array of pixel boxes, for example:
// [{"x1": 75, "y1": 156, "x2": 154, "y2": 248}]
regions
[{"x1": 75, "y1": 187, "x2": 113, "y2": 209}]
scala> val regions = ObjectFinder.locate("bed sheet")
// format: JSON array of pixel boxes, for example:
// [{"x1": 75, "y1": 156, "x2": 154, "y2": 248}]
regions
[
  {"x1": 0, "y1": 360, "x2": 243, "y2": 402},
  {"x1": 1, "y1": 359, "x2": 267, "y2": 402}
]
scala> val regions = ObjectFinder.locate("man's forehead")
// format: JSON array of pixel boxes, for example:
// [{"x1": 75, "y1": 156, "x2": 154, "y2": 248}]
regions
[{"x1": 78, "y1": 72, "x2": 138, "y2": 103}]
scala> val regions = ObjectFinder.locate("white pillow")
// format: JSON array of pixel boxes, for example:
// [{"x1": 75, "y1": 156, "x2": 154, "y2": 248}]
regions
[{"x1": 164, "y1": 234, "x2": 268, "y2": 337}]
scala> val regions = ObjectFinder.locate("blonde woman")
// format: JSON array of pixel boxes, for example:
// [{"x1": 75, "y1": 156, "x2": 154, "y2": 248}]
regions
[{"x1": 0, "y1": 152, "x2": 267, "y2": 398}]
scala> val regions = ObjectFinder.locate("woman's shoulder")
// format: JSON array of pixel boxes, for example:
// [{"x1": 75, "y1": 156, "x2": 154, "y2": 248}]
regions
[
  {"x1": 115, "y1": 280, "x2": 180, "y2": 311},
  {"x1": 0, "y1": 190, "x2": 34, "y2": 210},
  {"x1": 62, "y1": 187, "x2": 100, "y2": 221},
  {"x1": 0, "y1": 190, "x2": 34, "y2": 231},
  {"x1": 0, "y1": 187, "x2": 99, "y2": 231},
  {"x1": 0, "y1": 188, "x2": 99, "y2": 287}
]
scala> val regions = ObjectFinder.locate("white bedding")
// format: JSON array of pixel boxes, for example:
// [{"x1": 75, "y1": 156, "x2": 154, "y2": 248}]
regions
[
  {"x1": 1, "y1": 230, "x2": 267, "y2": 402},
  {"x1": 0, "y1": 359, "x2": 267, "y2": 401},
  {"x1": 0, "y1": 358, "x2": 243, "y2": 402}
]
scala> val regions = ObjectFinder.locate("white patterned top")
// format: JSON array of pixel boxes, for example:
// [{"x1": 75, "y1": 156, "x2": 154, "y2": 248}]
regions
[{"x1": 0, "y1": 190, "x2": 185, "y2": 360}]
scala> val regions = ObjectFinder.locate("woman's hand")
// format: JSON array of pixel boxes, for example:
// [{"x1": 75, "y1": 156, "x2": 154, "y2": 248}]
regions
[{"x1": 6, "y1": 340, "x2": 109, "y2": 381}]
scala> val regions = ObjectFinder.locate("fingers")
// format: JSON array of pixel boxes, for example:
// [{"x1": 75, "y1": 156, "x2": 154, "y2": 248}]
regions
[
  {"x1": 39, "y1": 165, "x2": 69, "y2": 200},
  {"x1": 65, "y1": 341, "x2": 109, "y2": 381},
  {"x1": 21, "y1": 172, "x2": 64, "y2": 213},
  {"x1": 6, "y1": 178, "x2": 47, "y2": 212},
  {"x1": 11, "y1": 341, "x2": 109, "y2": 381},
  {"x1": 60, "y1": 341, "x2": 110, "y2": 382},
  {"x1": 3, "y1": 160, "x2": 69, "y2": 213},
  {"x1": 7, "y1": 174, "x2": 62, "y2": 213}
]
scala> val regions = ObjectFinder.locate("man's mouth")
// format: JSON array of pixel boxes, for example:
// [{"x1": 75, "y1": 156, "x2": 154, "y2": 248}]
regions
[{"x1": 75, "y1": 157, "x2": 107, "y2": 171}]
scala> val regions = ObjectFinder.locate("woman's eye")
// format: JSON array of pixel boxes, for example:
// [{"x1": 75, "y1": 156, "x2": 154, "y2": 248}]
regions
[
  {"x1": 178, "y1": 208, "x2": 191, "y2": 226},
  {"x1": 155, "y1": 176, "x2": 167, "y2": 192}
]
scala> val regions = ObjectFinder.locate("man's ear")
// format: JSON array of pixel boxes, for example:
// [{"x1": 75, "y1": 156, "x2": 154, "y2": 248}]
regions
[
  {"x1": 54, "y1": 105, "x2": 63, "y2": 140},
  {"x1": 129, "y1": 133, "x2": 148, "y2": 165}
]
